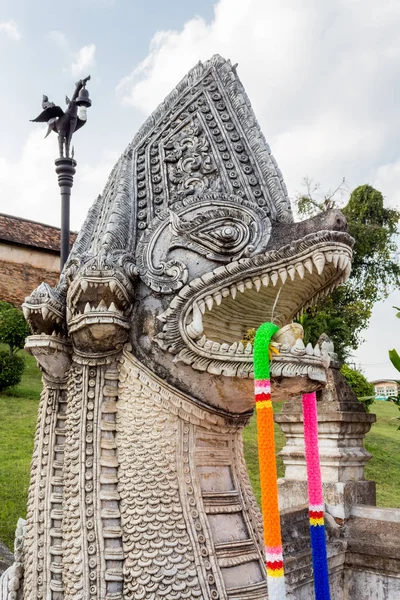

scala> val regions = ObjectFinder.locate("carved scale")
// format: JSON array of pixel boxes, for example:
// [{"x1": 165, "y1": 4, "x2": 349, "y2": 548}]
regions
[
  {"x1": 1, "y1": 55, "x2": 354, "y2": 599},
  {"x1": 117, "y1": 350, "x2": 268, "y2": 600}
]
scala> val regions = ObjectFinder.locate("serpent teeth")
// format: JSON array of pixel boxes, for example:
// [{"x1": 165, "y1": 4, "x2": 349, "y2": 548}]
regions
[
  {"x1": 205, "y1": 296, "x2": 213, "y2": 311},
  {"x1": 287, "y1": 265, "x2": 296, "y2": 281},
  {"x1": 279, "y1": 268, "x2": 287, "y2": 285},
  {"x1": 304, "y1": 258, "x2": 313, "y2": 274},
  {"x1": 213, "y1": 292, "x2": 222, "y2": 306},
  {"x1": 313, "y1": 252, "x2": 326, "y2": 275},
  {"x1": 295, "y1": 263, "x2": 305, "y2": 279},
  {"x1": 291, "y1": 338, "x2": 306, "y2": 355},
  {"x1": 270, "y1": 272, "x2": 278, "y2": 286},
  {"x1": 305, "y1": 343, "x2": 314, "y2": 355},
  {"x1": 229, "y1": 342, "x2": 238, "y2": 354},
  {"x1": 253, "y1": 277, "x2": 261, "y2": 292},
  {"x1": 332, "y1": 253, "x2": 340, "y2": 268},
  {"x1": 197, "y1": 335, "x2": 207, "y2": 347},
  {"x1": 339, "y1": 254, "x2": 348, "y2": 269},
  {"x1": 187, "y1": 303, "x2": 203, "y2": 340},
  {"x1": 261, "y1": 274, "x2": 269, "y2": 287}
]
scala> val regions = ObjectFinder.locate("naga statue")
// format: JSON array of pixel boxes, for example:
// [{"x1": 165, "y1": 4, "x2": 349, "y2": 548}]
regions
[{"x1": 1, "y1": 55, "x2": 353, "y2": 600}]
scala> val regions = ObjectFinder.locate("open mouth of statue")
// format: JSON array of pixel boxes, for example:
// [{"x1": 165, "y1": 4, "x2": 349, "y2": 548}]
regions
[
  {"x1": 68, "y1": 277, "x2": 130, "y2": 328},
  {"x1": 22, "y1": 282, "x2": 66, "y2": 337},
  {"x1": 23, "y1": 304, "x2": 66, "y2": 337},
  {"x1": 156, "y1": 231, "x2": 352, "y2": 377}
]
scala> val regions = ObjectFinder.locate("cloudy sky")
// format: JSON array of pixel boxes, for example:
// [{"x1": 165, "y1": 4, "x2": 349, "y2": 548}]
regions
[{"x1": 1, "y1": 0, "x2": 399, "y2": 381}]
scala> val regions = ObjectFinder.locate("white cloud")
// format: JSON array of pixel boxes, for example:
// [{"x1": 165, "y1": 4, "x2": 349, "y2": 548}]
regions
[
  {"x1": 71, "y1": 44, "x2": 96, "y2": 76},
  {"x1": 116, "y1": 0, "x2": 400, "y2": 380},
  {"x1": 0, "y1": 129, "x2": 117, "y2": 231},
  {"x1": 373, "y1": 159, "x2": 400, "y2": 209},
  {"x1": 116, "y1": 0, "x2": 400, "y2": 204},
  {"x1": 0, "y1": 20, "x2": 21, "y2": 41},
  {"x1": 48, "y1": 30, "x2": 69, "y2": 51},
  {"x1": 48, "y1": 32, "x2": 96, "y2": 76},
  {"x1": 353, "y1": 291, "x2": 400, "y2": 381}
]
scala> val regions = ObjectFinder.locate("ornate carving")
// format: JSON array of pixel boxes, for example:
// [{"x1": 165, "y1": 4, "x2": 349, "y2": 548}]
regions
[
  {"x1": 117, "y1": 351, "x2": 270, "y2": 599},
  {"x1": 20, "y1": 379, "x2": 68, "y2": 600},
  {"x1": 164, "y1": 117, "x2": 219, "y2": 201},
  {"x1": 169, "y1": 204, "x2": 270, "y2": 262},
  {"x1": 13, "y1": 55, "x2": 357, "y2": 600},
  {"x1": 136, "y1": 193, "x2": 272, "y2": 293},
  {"x1": 116, "y1": 355, "x2": 203, "y2": 600},
  {"x1": 0, "y1": 519, "x2": 26, "y2": 600},
  {"x1": 61, "y1": 364, "x2": 85, "y2": 598},
  {"x1": 61, "y1": 359, "x2": 125, "y2": 600}
]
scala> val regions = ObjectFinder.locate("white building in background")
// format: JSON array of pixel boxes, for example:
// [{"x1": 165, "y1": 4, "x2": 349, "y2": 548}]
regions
[{"x1": 370, "y1": 379, "x2": 399, "y2": 400}]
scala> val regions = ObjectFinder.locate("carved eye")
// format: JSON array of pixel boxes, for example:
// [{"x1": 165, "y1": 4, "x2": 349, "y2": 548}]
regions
[
  {"x1": 184, "y1": 217, "x2": 252, "y2": 260},
  {"x1": 168, "y1": 203, "x2": 270, "y2": 265},
  {"x1": 206, "y1": 225, "x2": 241, "y2": 245}
]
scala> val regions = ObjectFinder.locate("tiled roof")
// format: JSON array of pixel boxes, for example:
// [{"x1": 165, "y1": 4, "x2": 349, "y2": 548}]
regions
[{"x1": 0, "y1": 213, "x2": 77, "y2": 253}]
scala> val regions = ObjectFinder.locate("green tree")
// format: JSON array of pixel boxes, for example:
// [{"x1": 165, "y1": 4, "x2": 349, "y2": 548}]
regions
[
  {"x1": 0, "y1": 301, "x2": 30, "y2": 391},
  {"x1": 294, "y1": 182, "x2": 400, "y2": 359},
  {"x1": 0, "y1": 301, "x2": 30, "y2": 355},
  {"x1": 0, "y1": 351, "x2": 24, "y2": 392},
  {"x1": 340, "y1": 364, "x2": 375, "y2": 411}
]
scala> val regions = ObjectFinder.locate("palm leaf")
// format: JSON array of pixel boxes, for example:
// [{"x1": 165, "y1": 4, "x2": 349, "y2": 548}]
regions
[{"x1": 389, "y1": 349, "x2": 400, "y2": 373}]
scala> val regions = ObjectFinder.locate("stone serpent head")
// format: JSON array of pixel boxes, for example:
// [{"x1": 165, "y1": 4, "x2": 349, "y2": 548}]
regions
[{"x1": 23, "y1": 55, "x2": 353, "y2": 413}]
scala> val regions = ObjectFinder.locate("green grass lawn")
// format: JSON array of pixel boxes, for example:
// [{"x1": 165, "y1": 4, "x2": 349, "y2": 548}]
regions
[
  {"x1": 0, "y1": 351, "x2": 399, "y2": 550},
  {"x1": 364, "y1": 401, "x2": 400, "y2": 507},
  {"x1": 0, "y1": 348, "x2": 42, "y2": 550}
]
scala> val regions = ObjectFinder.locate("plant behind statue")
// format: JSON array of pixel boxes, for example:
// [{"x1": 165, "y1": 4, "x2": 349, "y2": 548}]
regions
[
  {"x1": 388, "y1": 306, "x2": 400, "y2": 429},
  {"x1": 0, "y1": 302, "x2": 29, "y2": 391},
  {"x1": 294, "y1": 183, "x2": 400, "y2": 360}
]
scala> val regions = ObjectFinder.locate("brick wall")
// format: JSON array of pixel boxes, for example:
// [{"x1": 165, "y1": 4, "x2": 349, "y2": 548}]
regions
[{"x1": 0, "y1": 259, "x2": 59, "y2": 307}]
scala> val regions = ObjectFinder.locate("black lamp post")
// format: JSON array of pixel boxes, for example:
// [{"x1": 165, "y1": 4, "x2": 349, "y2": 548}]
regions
[
  {"x1": 55, "y1": 156, "x2": 77, "y2": 270},
  {"x1": 31, "y1": 77, "x2": 92, "y2": 271}
]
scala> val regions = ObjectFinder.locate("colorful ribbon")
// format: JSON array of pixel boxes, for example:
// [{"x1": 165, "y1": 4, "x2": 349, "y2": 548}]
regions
[
  {"x1": 254, "y1": 322, "x2": 286, "y2": 600},
  {"x1": 254, "y1": 323, "x2": 331, "y2": 599},
  {"x1": 302, "y1": 392, "x2": 331, "y2": 600}
]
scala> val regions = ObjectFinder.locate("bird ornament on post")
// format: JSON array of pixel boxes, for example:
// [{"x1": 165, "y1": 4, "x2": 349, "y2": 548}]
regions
[
  {"x1": 253, "y1": 322, "x2": 331, "y2": 600},
  {"x1": 30, "y1": 76, "x2": 92, "y2": 158}
]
